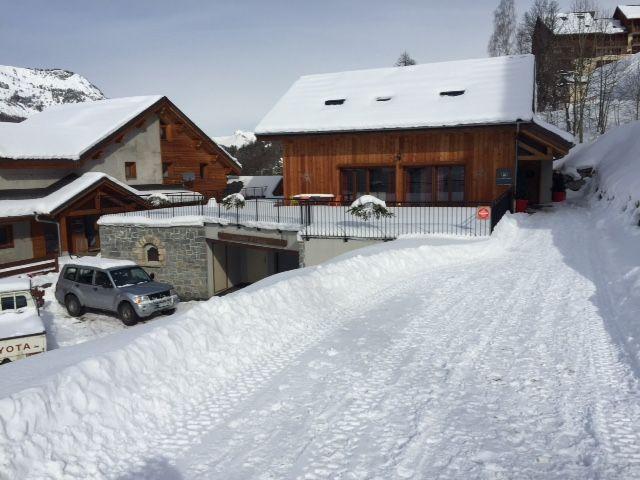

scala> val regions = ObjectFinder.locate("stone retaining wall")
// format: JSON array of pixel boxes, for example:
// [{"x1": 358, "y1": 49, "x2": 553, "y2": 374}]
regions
[{"x1": 100, "y1": 224, "x2": 209, "y2": 300}]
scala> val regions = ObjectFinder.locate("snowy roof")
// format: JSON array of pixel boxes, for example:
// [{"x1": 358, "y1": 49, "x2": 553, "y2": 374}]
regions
[
  {"x1": 0, "y1": 96, "x2": 163, "y2": 160},
  {"x1": 0, "y1": 278, "x2": 31, "y2": 294},
  {"x1": 616, "y1": 5, "x2": 640, "y2": 20},
  {"x1": 256, "y1": 55, "x2": 544, "y2": 135},
  {"x1": 0, "y1": 172, "x2": 140, "y2": 219},
  {"x1": 554, "y1": 12, "x2": 626, "y2": 35}
]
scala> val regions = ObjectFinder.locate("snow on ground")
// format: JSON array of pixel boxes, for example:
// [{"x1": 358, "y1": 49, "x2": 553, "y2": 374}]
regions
[{"x1": 1, "y1": 192, "x2": 640, "y2": 478}]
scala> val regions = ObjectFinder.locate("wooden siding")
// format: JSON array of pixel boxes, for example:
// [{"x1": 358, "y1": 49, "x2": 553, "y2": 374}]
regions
[
  {"x1": 281, "y1": 126, "x2": 517, "y2": 202},
  {"x1": 161, "y1": 123, "x2": 230, "y2": 197}
]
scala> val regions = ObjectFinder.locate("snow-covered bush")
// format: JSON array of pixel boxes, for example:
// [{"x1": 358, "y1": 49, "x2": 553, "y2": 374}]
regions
[
  {"x1": 206, "y1": 197, "x2": 218, "y2": 207},
  {"x1": 347, "y1": 195, "x2": 394, "y2": 220},
  {"x1": 146, "y1": 193, "x2": 171, "y2": 207},
  {"x1": 221, "y1": 192, "x2": 246, "y2": 210}
]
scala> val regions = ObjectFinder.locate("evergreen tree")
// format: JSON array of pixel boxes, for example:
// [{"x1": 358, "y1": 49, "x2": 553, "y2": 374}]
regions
[{"x1": 395, "y1": 51, "x2": 417, "y2": 67}]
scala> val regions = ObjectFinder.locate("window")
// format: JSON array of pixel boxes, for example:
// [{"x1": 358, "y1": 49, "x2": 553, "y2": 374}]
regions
[
  {"x1": 110, "y1": 267, "x2": 151, "y2": 287},
  {"x1": 404, "y1": 166, "x2": 464, "y2": 203},
  {"x1": 1, "y1": 296, "x2": 14, "y2": 311},
  {"x1": 325, "y1": 99, "x2": 345, "y2": 105},
  {"x1": 15, "y1": 295, "x2": 27, "y2": 309},
  {"x1": 162, "y1": 162, "x2": 171, "y2": 178},
  {"x1": 436, "y1": 166, "x2": 465, "y2": 202},
  {"x1": 125, "y1": 162, "x2": 137, "y2": 180},
  {"x1": 145, "y1": 244, "x2": 160, "y2": 263},
  {"x1": 63, "y1": 267, "x2": 78, "y2": 281},
  {"x1": 0, "y1": 225, "x2": 13, "y2": 249},
  {"x1": 341, "y1": 168, "x2": 396, "y2": 202},
  {"x1": 199, "y1": 163, "x2": 207, "y2": 179},
  {"x1": 439, "y1": 90, "x2": 465, "y2": 97},
  {"x1": 77, "y1": 268, "x2": 94, "y2": 285},
  {"x1": 94, "y1": 271, "x2": 112, "y2": 288},
  {"x1": 406, "y1": 167, "x2": 434, "y2": 202}
]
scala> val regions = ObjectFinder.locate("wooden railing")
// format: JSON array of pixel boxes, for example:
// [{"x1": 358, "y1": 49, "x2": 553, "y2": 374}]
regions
[{"x1": 0, "y1": 255, "x2": 59, "y2": 279}]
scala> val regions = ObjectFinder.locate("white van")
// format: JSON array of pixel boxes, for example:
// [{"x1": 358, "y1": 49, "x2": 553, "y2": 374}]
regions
[{"x1": 0, "y1": 278, "x2": 47, "y2": 365}]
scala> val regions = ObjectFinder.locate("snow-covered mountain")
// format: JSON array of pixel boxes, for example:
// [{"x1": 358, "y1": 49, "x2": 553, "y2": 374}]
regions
[
  {"x1": 213, "y1": 130, "x2": 256, "y2": 149},
  {"x1": 0, "y1": 65, "x2": 105, "y2": 122}
]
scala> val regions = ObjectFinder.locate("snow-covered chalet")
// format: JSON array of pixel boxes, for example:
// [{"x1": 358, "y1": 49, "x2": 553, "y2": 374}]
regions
[
  {"x1": 255, "y1": 54, "x2": 573, "y2": 208},
  {"x1": 0, "y1": 96, "x2": 240, "y2": 267}
]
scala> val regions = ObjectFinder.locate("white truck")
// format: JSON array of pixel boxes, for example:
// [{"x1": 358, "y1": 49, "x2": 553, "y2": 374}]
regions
[{"x1": 0, "y1": 278, "x2": 47, "y2": 365}]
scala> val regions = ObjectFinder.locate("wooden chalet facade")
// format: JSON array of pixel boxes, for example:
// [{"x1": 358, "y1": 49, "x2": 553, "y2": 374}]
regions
[
  {"x1": 255, "y1": 55, "x2": 573, "y2": 206},
  {"x1": 0, "y1": 96, "x2": 240, "y2": 265}
]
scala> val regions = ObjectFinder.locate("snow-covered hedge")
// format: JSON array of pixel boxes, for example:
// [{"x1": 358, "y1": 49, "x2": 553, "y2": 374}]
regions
[
  {"x1": 221, "y1": 192, "x2": 245, "y2": 210},
  {"x1": 347, "y1": 195, "x2": 394, "y2": 220}
]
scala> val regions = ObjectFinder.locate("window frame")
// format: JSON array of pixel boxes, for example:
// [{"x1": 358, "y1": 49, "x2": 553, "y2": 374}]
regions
[
  {"x1": 340, "y1": 167, "x2": 396, "y2": 202},
  {"x1": 402, "y1": 165, "x2": 466, "y2": 203},
  {"x1": 125, "y1": 162, "x2": 137, "y2": 180},
  {"x1": 0, "y1": 224, "x2": 14, "y2": 249}
]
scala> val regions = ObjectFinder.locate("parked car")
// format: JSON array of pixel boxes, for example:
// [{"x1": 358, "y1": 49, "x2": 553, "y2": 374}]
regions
[
  {"x1": 0, "y1": 278, "x2": 47, "y2": 365},
  {"x1": 55, "y1": 262, "x2": 179, "y2": 326}
]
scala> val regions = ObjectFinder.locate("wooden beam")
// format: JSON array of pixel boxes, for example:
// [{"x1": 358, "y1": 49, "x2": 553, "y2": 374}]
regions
[
  {"x1": 518, "y1": 140, "x2": 552, "y2": 159},
  {"x1": 92, "y1": 150, "x2": 103, "y2": 160}
]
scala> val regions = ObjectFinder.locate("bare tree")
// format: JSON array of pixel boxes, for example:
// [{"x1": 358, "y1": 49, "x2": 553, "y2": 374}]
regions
[
  {"x1": 488, "y1": 0, "x2": 517, "y2": 56},
  {"x1": 593, "y1": 59, "x2": 620, "y2": 134},
  {"x1": 516, "y1": 0, "x2": 560, "y2": 54},
  {"x1": 395, "y1": 51, "x2": 417, "y2": 67},
  {"x1": 561, "y1": 0, "x2": 606, "y2": 142},
  {"x1": 621, "y1": 62, "x2": 640, "y2": 120}
]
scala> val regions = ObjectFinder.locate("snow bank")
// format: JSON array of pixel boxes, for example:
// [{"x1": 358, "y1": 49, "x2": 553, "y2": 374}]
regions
[
  {"x1": 0, "y1": 215, "x2": 521, "y2": 478},
  {"x1": 558, "y1": 120, "x2": 640, "y2": 225}
]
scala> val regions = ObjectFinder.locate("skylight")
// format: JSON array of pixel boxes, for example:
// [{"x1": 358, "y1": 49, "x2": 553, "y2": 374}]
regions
[
  {"x1": 439, "y1": 90, "x2": 466, "y2": 97},
  {"x1": 325, "y1": 99, "x2": 345, "y2": 106},
  {"x1": 376, "y1": 96, "x2": 392, "y2": 102}
]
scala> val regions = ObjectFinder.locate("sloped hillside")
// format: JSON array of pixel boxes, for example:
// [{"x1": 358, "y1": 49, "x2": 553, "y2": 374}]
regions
[{"x1": 0, "y1": 65, "x2": 104, "y2": 122}]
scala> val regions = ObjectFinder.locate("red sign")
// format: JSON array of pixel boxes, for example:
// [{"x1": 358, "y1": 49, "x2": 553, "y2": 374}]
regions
[{"x1": 477, "y1": 206, "x2": 491, "y2": 220}]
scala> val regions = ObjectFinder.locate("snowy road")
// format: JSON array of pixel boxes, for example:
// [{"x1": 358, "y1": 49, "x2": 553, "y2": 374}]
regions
[
  {"x1": 2, "y1": 205, "x2": 640, "y2": 479},
  {"x1": 134, "y1": 207, "x2": 640, "y2": 479}
]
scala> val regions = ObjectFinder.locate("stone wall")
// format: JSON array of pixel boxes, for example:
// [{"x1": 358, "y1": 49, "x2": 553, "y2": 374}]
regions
[{"x1": 100, "y1": 224, "x2": 209, "y2": 300}]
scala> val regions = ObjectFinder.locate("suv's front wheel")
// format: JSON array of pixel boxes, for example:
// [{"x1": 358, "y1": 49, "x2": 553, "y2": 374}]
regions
[
  {"x1": 118, "y1": 302, "x2": 139, "y2": 326},
  {"x1": 65, "y1": 294, "x2": 84, "y2": 317}
]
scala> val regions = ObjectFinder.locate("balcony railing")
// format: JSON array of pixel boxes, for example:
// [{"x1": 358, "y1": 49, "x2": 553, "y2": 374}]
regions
[{"x1": 104, "y1": 190, "x2": 513, "y2": 240}]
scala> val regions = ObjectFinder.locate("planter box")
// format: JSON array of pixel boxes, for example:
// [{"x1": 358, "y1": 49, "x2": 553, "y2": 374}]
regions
[
  {"x1": 552, "y1": 191, "x2": 566, "y2": 202},
  {"x1": 515, "y1": 199, "x2": 529, "y2": 213}
]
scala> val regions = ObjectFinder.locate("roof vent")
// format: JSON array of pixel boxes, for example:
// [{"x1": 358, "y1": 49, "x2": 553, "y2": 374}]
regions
[
  {"x1": 439, "y1": 90, "x2": 466, "y2": 97},
  {"x1": 325, "y1": 99, "x2": 346, "y2": 106},
  {"x1": 376, "y1": 96, "x2": 392, "y2": 102}
]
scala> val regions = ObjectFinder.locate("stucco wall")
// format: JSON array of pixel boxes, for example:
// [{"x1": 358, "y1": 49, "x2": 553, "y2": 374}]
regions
[
  {"x1": 300, "y1": 237, "x2": 382, "y2": 267},
  {"x1": 0, "y1": 117, "x2": 163, "y2": 190},
  {"x1": 99, "y1": 224, "x2": 209, "y2": 300},
  {"x1": 80, "y1": 118, "x2": 162, "y2": 186},
  {"x1": 0, "y1": 221, "x2": 33, "y2": 263}
]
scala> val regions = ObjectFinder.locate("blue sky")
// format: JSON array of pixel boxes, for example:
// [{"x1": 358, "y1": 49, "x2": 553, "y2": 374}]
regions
[{"x1": 1, "y1": 0, "x2": 623, "y2": 136}]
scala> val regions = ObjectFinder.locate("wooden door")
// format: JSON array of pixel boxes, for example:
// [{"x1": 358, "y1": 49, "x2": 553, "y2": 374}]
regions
[
  {"x1": 517, "y1": 161, "x2": 541, "y2": 204},
  {"x1": 69, "y1": 218, "x2": 88, "y2": 254}
]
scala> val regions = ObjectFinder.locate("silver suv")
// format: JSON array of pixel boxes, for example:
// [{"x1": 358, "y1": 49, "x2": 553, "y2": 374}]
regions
[{"x1": 55, "y1": 263, "x2": 179, "y2": 326}]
